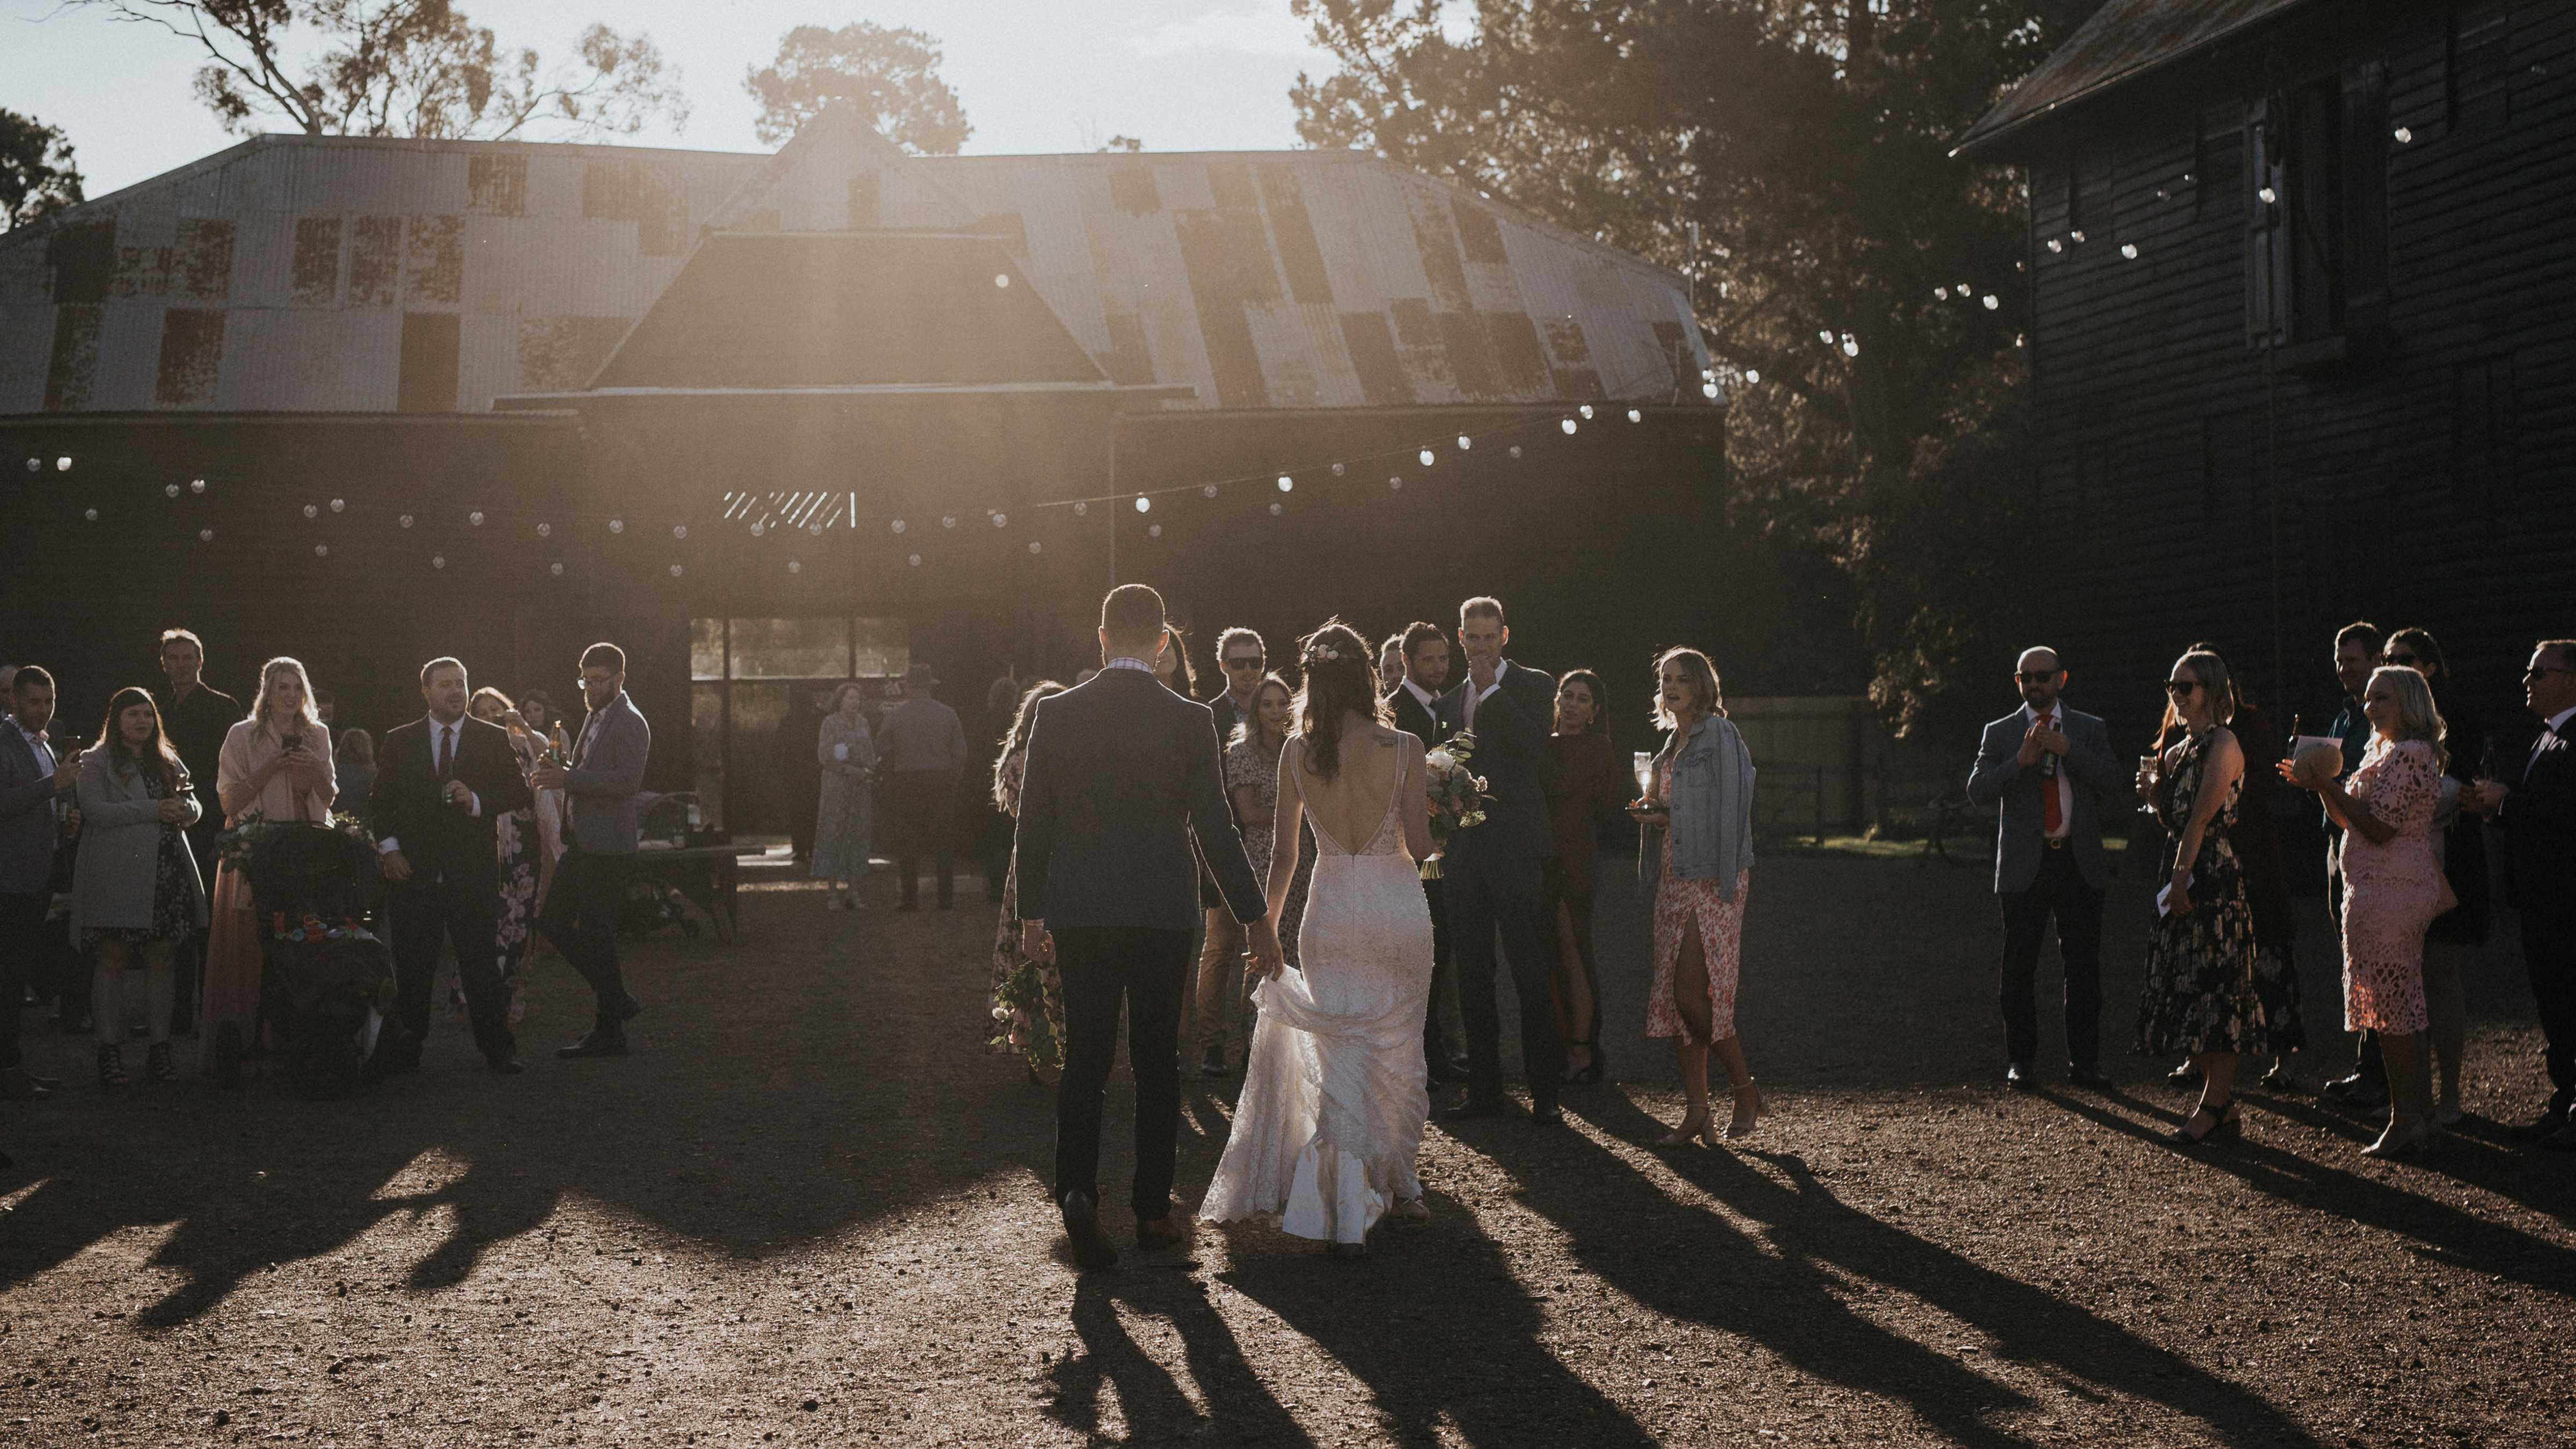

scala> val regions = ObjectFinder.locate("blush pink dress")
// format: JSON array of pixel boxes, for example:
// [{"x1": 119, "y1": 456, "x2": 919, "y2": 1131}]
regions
[
  {"x1": 1644, "y1": 757, "x2": 1751, "y2": 1042},
  {"x1": 2337, "y1": 738, "x2": 2449, "y2": 1035}
]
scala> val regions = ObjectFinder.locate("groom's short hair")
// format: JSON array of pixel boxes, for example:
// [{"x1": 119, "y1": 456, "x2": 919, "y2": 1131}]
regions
[
  {"x1": 1101, "y1": 584, "x2": 1166, "y2": 646},
  {"x1": 1460, "y1": 596, "x2": 1505, "y2": 627}
]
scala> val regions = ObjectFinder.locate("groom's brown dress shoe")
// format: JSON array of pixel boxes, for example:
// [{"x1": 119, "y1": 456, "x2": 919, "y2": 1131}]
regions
[
  {"x1": 1136, "y1": 1215, "x2": 1190, "y2": 1251},
  {"x1": 1061, "y1": 1190, "x2": 1118, "y2": 1271}
]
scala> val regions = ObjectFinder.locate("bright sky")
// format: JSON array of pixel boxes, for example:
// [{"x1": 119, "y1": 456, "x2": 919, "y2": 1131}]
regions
[{"x1": 1, "y1": 0, "x2": 1351, "y2": 200}]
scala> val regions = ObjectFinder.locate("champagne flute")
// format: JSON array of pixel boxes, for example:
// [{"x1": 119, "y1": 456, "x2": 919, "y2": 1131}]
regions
[{"x1": 1632, "y1": 750, "x2": 1657, "y2": 800}]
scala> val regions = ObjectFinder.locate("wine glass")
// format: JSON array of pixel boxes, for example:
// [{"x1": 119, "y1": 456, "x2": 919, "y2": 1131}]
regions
[{"x1": 1633, "y1": 750, "x2": 1657, "y2": 801}]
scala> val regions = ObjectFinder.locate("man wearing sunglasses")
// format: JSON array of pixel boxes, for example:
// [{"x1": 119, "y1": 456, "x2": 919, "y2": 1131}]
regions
[
  {"x1": 1968, "y1": 647, "x2": 2124, "y2": 1091},
  {"x1": 2469, "y1": 640, "x2": 2576, "y2": 1148},
  {"x1": 2321, "y1": 621, "x2": 2390, "y2": 1112}
]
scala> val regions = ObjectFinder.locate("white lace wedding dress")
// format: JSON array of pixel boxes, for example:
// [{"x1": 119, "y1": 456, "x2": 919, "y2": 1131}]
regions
[{"x1": 1199, "y1": 734, "x2": 1434, "y2": 1244}]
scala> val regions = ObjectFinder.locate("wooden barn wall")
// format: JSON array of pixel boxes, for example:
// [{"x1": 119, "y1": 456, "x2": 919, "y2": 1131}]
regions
[{"x1": 2019, "y1": 2, "x2": 2576, "y2": 751}]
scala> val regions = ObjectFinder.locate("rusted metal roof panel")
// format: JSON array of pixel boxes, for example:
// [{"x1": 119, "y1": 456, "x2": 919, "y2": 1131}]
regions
[{"x1": 1955, "y1": 0, "x2": 2314, "y2": 158}]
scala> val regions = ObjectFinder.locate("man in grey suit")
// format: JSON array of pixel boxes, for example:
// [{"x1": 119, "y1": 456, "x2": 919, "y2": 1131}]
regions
[
  {"x1": 1967, "y1": 646, "x2": 2124, "y2": 1090},
  {"x1": 1017, "y1": 584, "x2": 1282, "y2": 1270},
  {"x1": 534, "y1": 642, "x2": 651, "y2": 1060}
]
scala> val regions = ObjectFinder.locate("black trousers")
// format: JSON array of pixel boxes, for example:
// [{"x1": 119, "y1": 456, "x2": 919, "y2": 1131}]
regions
[
  {"x1": 539, "y1": 846, "x2": 631, "y2": 1029},
  {"x1": 1997, "y1": 846, "x2": 2105, "y2": 1069},
  {"x1": 1448, "y1": 848, "x2": 1563, "y2": 1105},
  {"x1": 387, "y1": 867, "x2": 515, "y2": 1063},
  {"x1": 1421, "y1": 875, "x2": 1455, "y2": 1064},
  {"x1": 0, "y1": 890, "x2": 46, "y2": 1071},
  {"x1": 2524, "y1": 908, "x2": 2576, "y2": 1110},
  {"x1": 1053, "y1": 926, "x2": 1191, "y2": 1220}
]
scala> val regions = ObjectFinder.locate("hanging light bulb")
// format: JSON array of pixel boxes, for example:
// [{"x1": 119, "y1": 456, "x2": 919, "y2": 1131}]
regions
[
  {"x1": 314, "y1": 544, "x2": 328, "y2": 557},
  {"x1": 1148, "y1": 523, "x2": 1162, "y2": 538},
  {"x1": 200, "y1": 528, "x2": 216, "y2": 543},
  {"x1": 1457, "y1": 435, "x2": 1472, "y2": 451},
  {"x1": 21, "y1": 458, "x2": 36, "y2": 473},
  {"x1": 991, "y1": 512, "x2": 1008, "y2": 528},
  {"x1": 1560, "y1": 418, "x2": 1577, "y2": 434},
  {"x1": 993, "y1": 273, "x2": 1011, "y2": 289},
  {"x1": 1980, "y1": 295, "x2": 1999, "y2": 311},
  {"x1": 537, "y1": 522, "x2": 552, "y2": 538},
  {"x1": 191, "y1": 479, "x2": 206, "y2": 494},
  {"x1": 1073, "y1": 502, "x2": 1088, "y2": 517},
  {"x1": 1135, "y1": 496, "x2": 1152, "y2": 513},
  {"x1": 908, "y1": 553, "x2": 922, "y2": 566},
  {"x1": 431, "y1": 555, "x2": 446, "y2": 569},
  {"x1": 1508, "y1": 445, "x2": 1523, "y2": 459},
  {"x1": 1744, "y1": 369, "x2": 1761, "y2": 384},
  {"x1": 55, "y1": 457, "x2": 70, "y2": 472},
  {"x1": 1934, "y1": 287, "x2": 1950, "y2": 300},
  {"x1": 1276, "y1": 474, "x2": 1293, "y2": 492},
  {"x1": 1329, "y1": 463, "x2": 1345, "y2": 477},
  {"x1": 2394, "y1": 126, "x2": 2413, "y2": 144},
  {"x1": 399, "y1": 514, "x2": 415, "y2": 529},
  {"x1": 1626, "y1": 408, "x2": 1642, "y2": 423},
  {"x1": 303, "y1": 504, "x2": 319, "y2": 519},
  {"x1": 1027, "y1": 540, "x2": 1042, "y2": 555},
  {"x1": 165, "y1": 484, "x2": 182, "y2": 499},
  {"x1": 1418, "y1": 448, "x2": 1435, "y2": 466},
  {"x1": 941, "y1": 514, "x2": 958, "y2": 530},
  {"x1": 2047, "y1": 238, "x2": 2064, "y2": 253},
  {"x1": 808, "y1": 522, "x2": 825, "y2": 537},
  {"x1": 1842, "y1": 337, "x2": 1861, "y2": 356},
  {"x1": 669, "y1": 563, "x2": 684, "y2": 577},
  {"x1": 2120, "y1": 243, "x2": 2139, "y2": 260},
  {"x1": 1268, "y1": 501, "x2": 1282, "y2": 516},
  {"x1": 551, "y1": 562, "x2": 566, "y2": 576},
  {"x1": 1578, "y1": 404, "x2": 1594, "y2": 419},
  {"x1": 2257, "y1": 186, "x2": 2277, "y2": 205},
  {"x1": 1703, "y1": 382, "x2": 1721, "y2": 398},
  {"x1": 1201, "y1": 484, "x2": 1217, "y2": 499},
  {"x1": 83, "y1": 507, "x2": 98, "y2": 522},
  {"x1": 1818, "y1": 330, "x2": 1835, "y2": 344},
  {"x1": 329, "y1": 498, "x2": 345, "y2": 514},
  {"x1": 892, "y1": 518, "x2": 906, "y2": 534},
  {"x1": 469, "y1": 510, "x2": 487, "y2": 526},
  {"x1": 787, "y1": 560, "x2": 801, "y2": 574},
  {"x1": 1388, "y1": 476, "x2": 1403, "y2": 491},
  {"x1": 674, "y1": 524, "x2": 689, "y2": 540}
]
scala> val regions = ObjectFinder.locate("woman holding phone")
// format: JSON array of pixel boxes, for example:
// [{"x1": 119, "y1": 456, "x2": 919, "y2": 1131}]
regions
[{"x1": 204, "y1": 657, "x2": 334, "y2": 1081}]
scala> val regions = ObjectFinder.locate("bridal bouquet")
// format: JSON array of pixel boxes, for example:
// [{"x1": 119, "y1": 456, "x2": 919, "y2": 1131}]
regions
[{"x1": 1421, "y1": 731, "x2": 1491, "y2": 880}]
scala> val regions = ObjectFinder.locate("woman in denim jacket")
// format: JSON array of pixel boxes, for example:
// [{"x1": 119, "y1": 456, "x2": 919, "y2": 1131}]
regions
[{"x1": 1627, "y1": 648, "x2": 1766, "y2": 1145}]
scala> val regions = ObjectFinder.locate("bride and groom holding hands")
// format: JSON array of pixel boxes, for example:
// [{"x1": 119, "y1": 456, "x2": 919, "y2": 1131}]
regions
[{"x1": 1016, "y1": 584, "x2": 1541, "y2": 1268}]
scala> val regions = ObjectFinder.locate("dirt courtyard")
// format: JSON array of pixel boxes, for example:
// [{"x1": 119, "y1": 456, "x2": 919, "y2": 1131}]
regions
[{"x1": 2, "y1": 850, "x2": 2570, "y2": 1447}]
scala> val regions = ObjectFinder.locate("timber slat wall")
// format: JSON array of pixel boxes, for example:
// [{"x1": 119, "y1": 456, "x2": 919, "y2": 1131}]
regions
[{"x1": 2022, "y1": 1, "x2": 2575, "y2": 745}]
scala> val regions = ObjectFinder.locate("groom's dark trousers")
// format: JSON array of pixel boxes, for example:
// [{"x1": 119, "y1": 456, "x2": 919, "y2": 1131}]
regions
[
  {"x1": 1013, "y1": 665, "x2": 1267, "y2": 1223},
  {"x1": 1436, "y1": 659, "x2": 1565, "y2": 1106},
  {"x1": 1052, "y1": 927, "x2": 1194, "y2": 1218}
]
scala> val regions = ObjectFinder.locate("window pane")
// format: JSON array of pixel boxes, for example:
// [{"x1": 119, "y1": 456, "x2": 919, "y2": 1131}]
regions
[
  {"x1": 690, "y1": 618, "x2": 726, "y2": 681},
  {"x1": 853, "y1": 618, "x2": 910, "y2": 679},
  {"x1": 728, "y1": 617, "x2": 851, "y2": 679}
]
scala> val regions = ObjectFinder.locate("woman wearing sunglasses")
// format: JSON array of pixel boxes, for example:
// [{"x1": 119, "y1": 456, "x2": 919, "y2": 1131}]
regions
[{"x1": 2134, "y1": 650, "x2": 2266, "y2": 1145}]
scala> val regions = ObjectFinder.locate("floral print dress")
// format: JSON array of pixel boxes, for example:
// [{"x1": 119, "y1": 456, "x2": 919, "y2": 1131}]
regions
[
  {"x1": 986, "y1": 741, "x2": 1065, "y2": 1073},
  {"x1": 2136, "y1": 728, "x2": 2266, "y2": 1056}
]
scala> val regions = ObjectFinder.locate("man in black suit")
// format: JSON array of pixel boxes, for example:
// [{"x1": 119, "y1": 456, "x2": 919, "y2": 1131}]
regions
[
  {"x1": 2472, "y1": 638, "x2": 2576, "y2": 1148},
  {"x1": 1385, "y1": 620, "x2": 1468, "y2": 1084},
  {"x1": 1018, "y1": 585, "x2": 1282, "y2": 1270},
  {"x1": 1433, "y1": 596, "x2": 1564, "y2": 1123},
  {"x1": 373, "y1": 657, "x2": 533, "y2": 1073}
]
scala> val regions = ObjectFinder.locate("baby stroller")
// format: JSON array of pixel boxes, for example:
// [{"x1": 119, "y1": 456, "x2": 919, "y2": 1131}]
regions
[{"x1": 238, "y1": 823, "x2": 398, "y2": 1099}]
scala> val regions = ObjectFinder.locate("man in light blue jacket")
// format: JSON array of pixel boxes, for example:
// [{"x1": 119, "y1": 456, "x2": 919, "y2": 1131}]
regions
[
  {"x1": 1967, "y1": 647, "x2": 2124, "y2": 1091},
  {"x1": 535, "y1": 643, "x2": 650, "y2": 1060}
]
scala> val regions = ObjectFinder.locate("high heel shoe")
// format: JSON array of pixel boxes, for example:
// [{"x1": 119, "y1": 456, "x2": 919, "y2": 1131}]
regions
[
  {"x1": 1563, "y1": 1041, "x2": 1604, "y2": 1084},
  {"x1": 2361, "y1": 1114, "x2": 2433, "y2": 1159},
  {"x1": 1655, "y1": 1111, "x2": 1714, "y2": 1149},
  {"x1": 2167, "y1": 1097, "x2": 2241, "y2": 1146},
  {"x1": 1724, "y1": 1080, "x2": 1770, "y2": 1140}
]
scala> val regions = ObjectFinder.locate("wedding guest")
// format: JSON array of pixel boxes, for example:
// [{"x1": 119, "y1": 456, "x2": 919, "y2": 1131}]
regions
[
  {"x1": 1544, "y1": 669, "x2": 1627, "y2": 1084},
  {"x1": 207, "y1": 657, "x2": 334, "y2": 1080},
  {"x1": 986, "y1": 681, "x2": 1067, "y2": 1078},
  {"x1": 1153, "y1": 625, "x2": 1197, "y2": 699},
  {"x1": 1, "y1": 665, "x2": 79, "y2": 1101},
  {"x1": 154, "y1": 628, "x2": 237, "y2": 1036},
  {"x1": 1194, "y1": 628, "x2": 1268, "y2": 1062},
  {"x1": 313, "y1": 689, "x2": 335, "y2": 729},
  {"x1": 776, "y1": 685, "x2": 825, "y2": 866},
  {"x1": 974, "y1": 677, "x2": 1021, "y2": 904},
  {"x1": 1967, "y1": 647, "x2": 2122, "y2": 1089},
  {"x1": 511, "y1": 691, "x2": 567, "y2": 893},
  {"x1": 1385, "y1": 621, "x2": 1466, "y2": 1082},
  {"x1": 1628, "y1": 649, "x2": 1764, "y2": 1143},
  {"x1": 815, "y1": 682, "x2": 875, "y2": 912},
  {"x1": 72, "y1": 689, "x2": 207, "y2": 1085},
  {"x1": 534, "y1": 643, "x2": 650, "y2": 1059},
  {"x1": 1200, "y1": 672, "x2": 1311, "y2": 1076},
  {"x1": 2282, "y1": 665, "x2": 2450, "y2": 1156},
  {"x1": 875, "y1": 662, "x2": 969, "y2": 912},
  {"x1": 1378, "y1": 633, "x2": 1406, "y2": 693},
  {"x1": 2387, "y1": 627, "x2": 2485, "y2": 1125},
  {"x1": 468, "y1": 687, "x2": 543, "y2": 992},
  {"x1": 2322, "y1": 621, "x2": 2389, "y2": 1111},
  {"x1": 2135, "y1": 650, "x2": 2263, "y2": 1146},
  {"x1": 2164, "y1": 642, "x2": 2304, "y2": 1091},
  {"x1": 2468, "y1": 640, "x2": 2576, "y2": 1148},
  {"x1": 1436, "y1": 597, "x2": 1563, "y2": 1121},
  {"x1": 333, "y1": 729, "x2": 377, "y2": 833}
]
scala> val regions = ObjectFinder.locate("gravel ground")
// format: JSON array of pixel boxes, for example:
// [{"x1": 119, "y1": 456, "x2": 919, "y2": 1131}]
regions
[{"x1": 2, "y1": 851, "x2": 2570, "y2": 1448}]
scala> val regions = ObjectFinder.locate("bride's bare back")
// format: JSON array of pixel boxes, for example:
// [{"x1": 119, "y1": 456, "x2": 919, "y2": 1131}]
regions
[{"x1": 1270, "y1": 715, "x2": 1433, "y2": 883}]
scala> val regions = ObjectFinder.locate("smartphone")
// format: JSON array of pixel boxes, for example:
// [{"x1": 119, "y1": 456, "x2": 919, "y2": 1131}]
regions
[{"x1": 280, "y1": 734, "x2": 303, "y2": 752}]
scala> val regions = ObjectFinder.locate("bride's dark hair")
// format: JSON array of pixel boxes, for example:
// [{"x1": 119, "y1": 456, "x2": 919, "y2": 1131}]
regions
[{"x1": 1293, "y1": 619, "x2": 1391, "y2": 780}]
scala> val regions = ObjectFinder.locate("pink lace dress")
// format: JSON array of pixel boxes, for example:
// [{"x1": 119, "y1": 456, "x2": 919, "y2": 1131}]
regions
[{"x1": 2338, "y1": 738, "x2": 2450, "y2": 1035}]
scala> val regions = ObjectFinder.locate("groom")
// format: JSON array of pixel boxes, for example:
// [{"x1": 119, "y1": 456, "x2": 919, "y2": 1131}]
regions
[{"x1": 1017, "y1": 584, "x2": 1282, "y2": 1270}]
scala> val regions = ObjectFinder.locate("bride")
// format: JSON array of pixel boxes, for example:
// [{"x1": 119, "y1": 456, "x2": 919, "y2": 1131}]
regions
[{"x1": 1200, "y1": 621, "x2": 1437, "y2": 1257}]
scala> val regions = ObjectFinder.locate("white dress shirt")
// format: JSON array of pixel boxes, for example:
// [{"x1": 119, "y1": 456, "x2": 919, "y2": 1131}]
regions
[
  {"x1": 1460, "y1": 657, "x2": 1514, "y2": 731},
  {"x1": 377, "y1": 714, "x2": 480, "y2": 856},
  {"x1": 1401, "y1": 677, "x2": 1439, "y2": 714},
  {"x1": 2022, "y1": 701, "x2": 2075, "y2": 840}
]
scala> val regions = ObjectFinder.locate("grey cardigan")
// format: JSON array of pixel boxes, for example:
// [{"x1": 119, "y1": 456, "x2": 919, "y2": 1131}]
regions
[{"x1": 71, "y1": 748, "x2": 208, "y2": 936}]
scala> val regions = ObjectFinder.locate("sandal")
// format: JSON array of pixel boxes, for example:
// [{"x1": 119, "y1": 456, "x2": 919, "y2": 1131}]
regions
[
  {"x1": 1563, "y1": 1041, "x2": 1604, "y2": 1084},
  {"x1": 1724, "y1": 1080, "x2": 1770, "y2": 1140},
  {"x1": 2167, "y1": 1097, "x2": 2241, "y2": 1146},
  {"x1": 98, "y1": 1044, "x2": 129, "y2": 1087}
]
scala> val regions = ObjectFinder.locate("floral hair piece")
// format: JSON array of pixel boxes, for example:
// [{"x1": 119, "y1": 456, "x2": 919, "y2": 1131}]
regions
[{"x1": 1304, "y1": 641, "x2": 1345, "y2": 665}]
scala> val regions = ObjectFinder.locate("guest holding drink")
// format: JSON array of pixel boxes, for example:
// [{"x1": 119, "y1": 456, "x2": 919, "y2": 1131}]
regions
[
  {"x1": 207, "y1": 657, "x2": 334, "y2": 1079},
  {"x1": 511, "y1": 691, "x2": 566, "y2": 894},
  {"x1": 1628, "y1": 648, "x2": 1765, "y2": 1144},
  {"x1": 986, "y1": 682, "x2": 1067, "y2": 1077},
  {"x1": 2136, "y1": 651, "x2": 2264, "y2": 1145},
  {"x1": 1543, "y1": 669, "x2": 1627, "y2": 1084},
  {"x1": 2470, "y1": 640, "x2": 2576, "y2": 1148},
  {"x1": 2386, "y1": 627, "x2": 2485, "y2": 1125},
  {"x1": 814, "y1": 682, "x2": 875, "y2": 912},
  {"x1": 469, "y1": 687, "x2": 543, "y2": 988},
  {"x1": 72, "y1": 689, "x2": 208, "y2": 1085},
  {"x1": 2281, "y1": 665, "x2": 2451, "y2": 1157}
]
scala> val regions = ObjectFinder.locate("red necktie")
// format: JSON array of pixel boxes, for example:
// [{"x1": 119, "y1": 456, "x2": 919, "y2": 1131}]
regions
[{"x1": 2039, "y1": 714, "x2": 2062, "y2": 836}]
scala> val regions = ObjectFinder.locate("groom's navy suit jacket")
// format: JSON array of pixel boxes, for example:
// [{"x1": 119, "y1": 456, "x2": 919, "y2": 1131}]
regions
[
  {"x1": 1014, "y1": 667, "x2": 1267, "y2": 933},
  {"x1": 1435, "y1": 658, "x2": 1557, "y2": 863}
]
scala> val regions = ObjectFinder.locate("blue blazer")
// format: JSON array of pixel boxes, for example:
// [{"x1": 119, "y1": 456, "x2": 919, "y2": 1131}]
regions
[
  {"x1": 1966, "y1": 705, "x2": 2123, "y2": 893},
  {"x1": 0, "y1": 723, "x2": 63, "y2": 896}
]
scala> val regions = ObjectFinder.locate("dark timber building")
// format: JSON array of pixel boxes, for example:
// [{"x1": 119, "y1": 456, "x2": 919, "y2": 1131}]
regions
[
  {"x1": 1958, "y1": 0, "x2": 2575, "y2": 737},
  {"x1": 0, "y1": 111, "x2": 1773, "y2": 830}
]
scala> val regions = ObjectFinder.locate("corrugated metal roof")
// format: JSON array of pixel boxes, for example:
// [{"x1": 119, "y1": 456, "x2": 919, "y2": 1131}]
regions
[
  {"x1": 1954, "y1": 0, "x2": 2315, "y2": 159},
  {"x1": 0, "y1": 121, "x2": 1712, "y2": 415}
]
